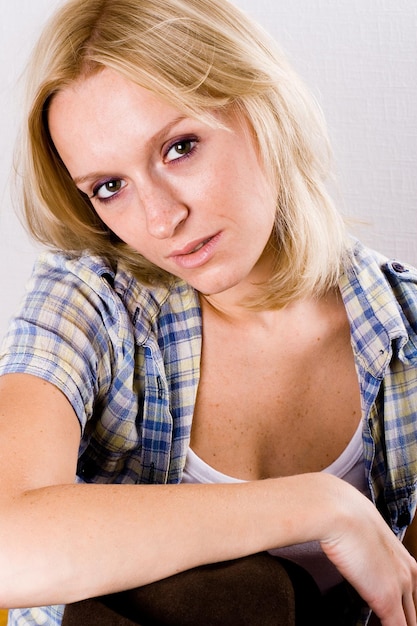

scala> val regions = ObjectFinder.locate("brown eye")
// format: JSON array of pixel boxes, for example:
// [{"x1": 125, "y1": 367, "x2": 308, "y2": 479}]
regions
[
  {"x1": 165, "y1": 138, "x2": 197, "y2": 162},
  {"x1": 105, "y1": 180, "x2": 123, "y2": 193},
  {"x1": 92, "y1": 179, "x2": 127, "y2": 200},
  {"x1": 175, "y1": 141, "x2": 192, "y2": 155}
]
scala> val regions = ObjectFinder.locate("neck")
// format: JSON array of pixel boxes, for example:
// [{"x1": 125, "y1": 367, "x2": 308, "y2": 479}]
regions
[
  {"x1": 198, "y1": 244, "x2": 276, "y2": 320},
  {"x1": 200, "y1": 286, "x2": 343, "y2": 330}
]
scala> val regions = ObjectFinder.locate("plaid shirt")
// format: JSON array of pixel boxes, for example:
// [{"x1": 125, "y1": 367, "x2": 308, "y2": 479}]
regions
[{"x1": 1, "y1": 240, "x2": 417, "y2": 626}]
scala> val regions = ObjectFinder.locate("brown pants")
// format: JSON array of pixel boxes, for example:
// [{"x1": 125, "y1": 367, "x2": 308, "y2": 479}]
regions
[{"x1": 62, "y1": 553, "x2": 359, "y2": 625}]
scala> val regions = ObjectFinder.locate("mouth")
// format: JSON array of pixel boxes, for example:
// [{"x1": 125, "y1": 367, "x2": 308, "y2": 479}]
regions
[
  {"x1": 188, "y1": 239, "x2": 210, "y2": 253},
  {"x1": 169, "y1": 232, "x2": 222, "y2": 269},
  {"x1": 170, "y1": 233, "x2": 218, "y2": 257}
]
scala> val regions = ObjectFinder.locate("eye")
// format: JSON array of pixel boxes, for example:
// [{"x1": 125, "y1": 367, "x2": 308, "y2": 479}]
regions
[
  {"x1": 164, "y1": 137, "x2": 198, "y2": 163},
  {"x1": 91, "y1": 179, "x2": 127, "y2": 201}
]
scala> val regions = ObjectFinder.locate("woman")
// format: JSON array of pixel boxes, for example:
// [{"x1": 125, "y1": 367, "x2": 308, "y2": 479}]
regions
[{"x1": 0, "y1": 0, "x2": 416, "y2": 624}]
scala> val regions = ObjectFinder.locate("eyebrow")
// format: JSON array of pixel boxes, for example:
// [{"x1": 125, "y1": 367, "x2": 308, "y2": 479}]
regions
[{"x1": 72, "y1": 114, "x2": 188, "y2": 187}]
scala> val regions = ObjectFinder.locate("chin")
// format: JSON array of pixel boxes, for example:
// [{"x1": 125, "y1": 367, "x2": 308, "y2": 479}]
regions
[{"x1": 187, "y1": 274, "x2": 244, "y2": 297}]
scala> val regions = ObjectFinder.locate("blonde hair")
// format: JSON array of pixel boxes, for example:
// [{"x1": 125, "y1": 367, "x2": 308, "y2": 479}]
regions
[{"x1": 20, "y1": 0, "x2": 349, "y2": 308}]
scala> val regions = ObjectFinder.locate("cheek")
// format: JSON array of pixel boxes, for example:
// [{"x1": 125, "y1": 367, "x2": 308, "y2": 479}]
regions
[
  {"x1": 92, "y1": 207, "x2": 142, "y2": 251},
  {"x1": 193, "y1": 161, "x2": 245, "y2": 214},
  {"x1": 92, "y1": 192, "x2": 143, "y2": 238}
]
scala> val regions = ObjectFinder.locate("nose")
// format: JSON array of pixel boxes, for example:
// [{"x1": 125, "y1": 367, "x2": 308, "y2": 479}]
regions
[{"x1": 139, "y1": 179, "x2": 189, "y2": 239}]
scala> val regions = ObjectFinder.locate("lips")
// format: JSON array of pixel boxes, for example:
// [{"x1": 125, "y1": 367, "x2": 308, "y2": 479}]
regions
[
  {"x1": 170, "y1": 234, "x2": 217, "y2": 257},
  {"x1": 169, "y1": 232, "x2": 222, "y2": 270}
]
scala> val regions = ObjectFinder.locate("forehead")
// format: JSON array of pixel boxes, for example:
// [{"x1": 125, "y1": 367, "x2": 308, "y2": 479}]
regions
[
  {"x1": 48, "y1": 68, "x2": 195, "y2": 175},
  {"x1": 49, "y1": 69, "x2": 181, "y2": 137}
]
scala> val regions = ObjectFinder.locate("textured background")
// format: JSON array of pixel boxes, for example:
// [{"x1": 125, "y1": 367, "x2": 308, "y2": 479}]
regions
[{"x1": 0, "y1": 0, "x2": 416, "y2": 337}]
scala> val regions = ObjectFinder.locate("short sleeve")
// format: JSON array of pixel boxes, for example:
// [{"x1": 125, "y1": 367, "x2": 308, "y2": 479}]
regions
[{"x1": 0, "y1": 251, "x2": 126, "y2": 431}]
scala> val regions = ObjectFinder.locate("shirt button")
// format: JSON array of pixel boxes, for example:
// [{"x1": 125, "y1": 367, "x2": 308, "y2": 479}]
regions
[{"x1": 392, "y1": 262, "x2": 408, "y2": 273}]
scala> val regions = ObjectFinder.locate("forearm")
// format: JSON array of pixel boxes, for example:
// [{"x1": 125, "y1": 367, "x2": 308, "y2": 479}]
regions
[{"x1": 0, "y1": 473, "x2": 339, "y2": 608}]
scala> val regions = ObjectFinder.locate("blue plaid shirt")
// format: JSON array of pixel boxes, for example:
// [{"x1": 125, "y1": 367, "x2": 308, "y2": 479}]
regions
[{"x1": 1, "y1": 239, "x2": 417, "y2": 626}]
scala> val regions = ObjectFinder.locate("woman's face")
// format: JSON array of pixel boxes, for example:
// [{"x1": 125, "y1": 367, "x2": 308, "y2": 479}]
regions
[{"x1": 49, "y1": 69, "x2": 277, "y2": 298}]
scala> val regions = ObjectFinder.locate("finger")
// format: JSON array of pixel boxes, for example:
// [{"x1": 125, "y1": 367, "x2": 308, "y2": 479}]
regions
[
  {"x1": 403, "y1": 593, "x2": 417, "y2": 626},
  {"x1": 380, "y1": 614, "x2": 407, "y2": 626},
  {"x1": 378, "y1": 596, "x2": 409, "y2": 626}
]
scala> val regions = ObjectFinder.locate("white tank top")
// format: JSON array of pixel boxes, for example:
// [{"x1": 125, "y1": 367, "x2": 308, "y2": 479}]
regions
[{"x1": 181, "y1": 420, "x2": 369, "y2": 593}]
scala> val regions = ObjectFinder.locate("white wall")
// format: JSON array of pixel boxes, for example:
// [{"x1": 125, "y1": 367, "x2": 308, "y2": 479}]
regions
[
  {"x1": 0, "y1": 0, "x2": 63, "y2": 337},
  {"x1": 1, "y1": 0, "x2": 416, "y2": 338}
]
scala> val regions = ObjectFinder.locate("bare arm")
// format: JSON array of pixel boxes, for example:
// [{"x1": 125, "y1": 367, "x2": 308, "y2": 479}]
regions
[{"x1": 0, "y1": 373, "x2": 416, "y2": 626}]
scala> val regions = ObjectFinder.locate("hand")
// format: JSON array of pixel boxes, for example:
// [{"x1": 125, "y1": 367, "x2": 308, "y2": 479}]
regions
[{"x1": 320, "y1": 482, "x2": 417, "y2": 626}]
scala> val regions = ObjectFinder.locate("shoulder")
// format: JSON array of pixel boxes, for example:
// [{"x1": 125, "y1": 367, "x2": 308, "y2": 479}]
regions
[
  {"x1": 22, "y1": 250, "x2": 200, "y2": 341},
  {"x1": 28, "y1": 250, "x2": 123, "y2": 299},
  {"x1": 342, "y1": 239, "x2": 417, "y2": 365},
  {"x1": 0, "y1": 250, "x2": 199, "y2": 426},
  {"x1": 25, "y1": 250, "x2": 151, "y2": 318},
  {"x1": 347, "y1": 240, "x2": 417, "y2": 283},
  {"x1": 347, "y1": 239, "x2": 417, "y2": 310}
]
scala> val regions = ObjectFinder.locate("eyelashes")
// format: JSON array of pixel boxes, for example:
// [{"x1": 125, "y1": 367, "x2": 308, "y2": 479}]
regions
[
  {"x1": 90, "y1": 179, "x2": 127, "y2": 201},
  {"x1": 164, "y1": 136, "x2": 199, "y2": 163}
]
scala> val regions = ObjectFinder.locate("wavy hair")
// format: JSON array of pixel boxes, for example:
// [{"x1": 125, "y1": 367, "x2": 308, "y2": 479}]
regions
[{"x1": 19, "y1": 0, "x2": 349, "y2": 307}]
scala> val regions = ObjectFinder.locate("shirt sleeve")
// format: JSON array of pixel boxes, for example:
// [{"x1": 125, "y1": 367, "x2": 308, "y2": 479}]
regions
[{"x1": 0, "y1": 251, "x2": 124, "y2": 431}]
